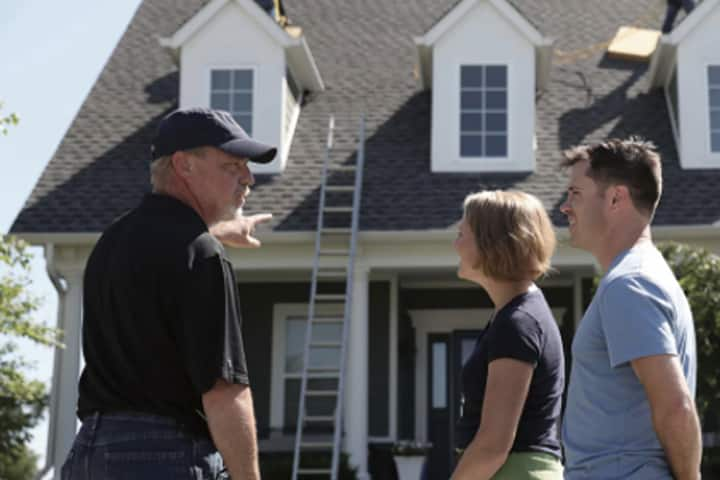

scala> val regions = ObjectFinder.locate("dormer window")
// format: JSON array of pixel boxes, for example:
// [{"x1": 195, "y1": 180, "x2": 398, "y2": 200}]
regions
[
  {"x1": 211, "y1": 69, "x2": 254, "y2": 135},
  {"x1": 709, "y1": 66, "x2": 720, "y2": 152},
  {"x1": 460, "y1": 65, "x2": 508, "y2": 158}
]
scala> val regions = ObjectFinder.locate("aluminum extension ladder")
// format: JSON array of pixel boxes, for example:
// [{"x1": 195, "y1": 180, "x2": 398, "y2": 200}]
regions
[{"x1": 291, "y1": 114, "x2": 366, "y2": 479}]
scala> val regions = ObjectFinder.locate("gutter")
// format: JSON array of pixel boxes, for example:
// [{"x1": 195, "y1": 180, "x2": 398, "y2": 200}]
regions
[{"x1": 34, "y1": 243, "x2": 68, "y2": 480}]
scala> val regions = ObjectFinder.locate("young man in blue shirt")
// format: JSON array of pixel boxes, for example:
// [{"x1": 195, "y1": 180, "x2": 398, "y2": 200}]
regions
[{"x1": 560, "y1": 139, "x2": 701, "y2": 480}]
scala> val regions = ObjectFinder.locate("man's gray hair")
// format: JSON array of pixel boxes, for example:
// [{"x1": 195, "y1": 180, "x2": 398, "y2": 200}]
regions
[{"x1": 149, "y1": 155, "x2": 173, "y2": 191}]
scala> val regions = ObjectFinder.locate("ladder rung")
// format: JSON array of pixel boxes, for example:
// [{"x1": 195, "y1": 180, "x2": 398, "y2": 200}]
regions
[
  {"x1": 319, "y1": 249, "x2": 349, "y2": 256},
  {"x1": 298, "y1": 468, "x2": 332, "y2": 475},
  {"x1": 310, "y1": 341, "x2": 342, "y2": 348},
  {"x1": 311, "y1": 317, "x2": 343, "y2": 324},
  {"x1": 325, "y1": 185, "x2": 355, "y2": 192},
  {"x1": 300, "y1": 441, "x2": 334, "y2": 449},
  {"x1": 314, "y1": 293, "x2": 345, "y2": 301},
  {"x1": 307, "y1": 367, "x2": 340, "y2": 373},
  {"x1": 316, "y1": 271, "x2": 346, "y2": 278},
  {"x1": 324, "y1": 206, "x2": 353, "y2": 213},
  {"x1": 328, "y1": 165, "x2": 356, "y2": 172},
  {"x1": 322, "y1": 227, "x2": 352, "y2": 234},
  {"x1": 306, "y1": 390, "x2": 338, "y2": 397},
  {"x1": 304, "y1": 415, "x2": 335, "y2": 423}
]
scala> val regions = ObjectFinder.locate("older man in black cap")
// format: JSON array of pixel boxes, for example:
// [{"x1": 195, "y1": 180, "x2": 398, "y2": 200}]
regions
[{"x1": 61, "y1": 108, "x2": 275, "y2": 480}]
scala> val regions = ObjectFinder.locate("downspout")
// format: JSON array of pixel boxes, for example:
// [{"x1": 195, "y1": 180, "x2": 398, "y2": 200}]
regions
[{"x1": 34, "y1": 243, "x2": 68, "y2": 480}]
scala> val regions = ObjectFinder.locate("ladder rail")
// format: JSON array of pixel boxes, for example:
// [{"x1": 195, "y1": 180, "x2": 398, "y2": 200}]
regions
[{"x1": 292, "y1": 115, "x2": 335, "y2": 480}]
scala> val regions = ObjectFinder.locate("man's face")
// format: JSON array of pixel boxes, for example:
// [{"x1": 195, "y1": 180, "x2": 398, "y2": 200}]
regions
[
  {"x1": 187, "y1": 148, "x2": 255, "y2": 223},
  {"x1": 560, "y1": 159, "x2": 609, "y2": 252}
]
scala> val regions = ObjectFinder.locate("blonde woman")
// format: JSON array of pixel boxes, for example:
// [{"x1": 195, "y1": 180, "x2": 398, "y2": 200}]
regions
[{"x1": 451, "y1": 191, "x2": 564, "y2": 480}]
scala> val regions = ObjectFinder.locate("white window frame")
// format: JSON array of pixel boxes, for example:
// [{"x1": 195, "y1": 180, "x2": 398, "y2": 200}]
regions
[
  {"x1": 707, "y1": 64, "x2": 720, "y2": 155},
  {"x1": 459, "y1": 64, "x2": 509, "y2": 159},
  {"x1": 208, "y1": 65, "x2": 256, "y2": 135},
  {"x1": 270, "y1": 302, "x2": 344, "y2": 432}
]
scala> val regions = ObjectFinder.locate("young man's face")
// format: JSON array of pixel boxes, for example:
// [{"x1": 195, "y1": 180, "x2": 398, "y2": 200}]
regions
[{"x1": 560, "y1": 159, "x2": 609, "y2": 252}]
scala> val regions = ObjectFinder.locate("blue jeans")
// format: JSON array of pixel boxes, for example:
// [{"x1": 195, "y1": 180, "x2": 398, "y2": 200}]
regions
[{"x1": 61, "y1": 412, "x2": 227, "y2": 480}]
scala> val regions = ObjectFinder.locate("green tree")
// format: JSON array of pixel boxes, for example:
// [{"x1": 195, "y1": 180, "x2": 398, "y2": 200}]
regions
[
  {"x1": 0, "y1": 235, "x2": 61, "y2": 478},
  {"x1": 657, "y1": 242, "x2": 720, "y2": 476},
  {"x1": 657, "y1": 242, "x2": 720, "y2": 424},
  {"x1": 0, "y1": 101, "x2": 19, "y2": 135},
  {"x1": 0, "y1": 444, "x2": 38, "y2": 480}
]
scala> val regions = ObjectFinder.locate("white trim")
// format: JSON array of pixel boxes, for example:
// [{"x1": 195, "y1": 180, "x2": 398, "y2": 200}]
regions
[
  {"x1": 663, "y1": 58, "x2": 681, "y2": 158},
  {"x1": 281, "y1": 88, "x2": 303, "y2": 167},
  {"x1": 418, "y1": 0, "x2": 544, "y2": 47},
  {"x1": 666, "y1": 0, "x2": 720, "y2": 45},
  {"x1": 163, "y1": 0, "x2": 293, "y2": 49},
  {"x1": 409, "y1": 308, "x2": 494, "y2": 442},
  {"x1": 270, "y1": 302, "x2": 343, "y2": 430},
  {"x1": 389, "y1": 274, "x2": 399, "y2": 441}
]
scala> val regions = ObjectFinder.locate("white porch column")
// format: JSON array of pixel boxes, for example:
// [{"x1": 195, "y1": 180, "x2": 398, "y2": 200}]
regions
[
  {"x1": 345, "y1": 264, "x2": 369, "y2": 479},
  {"x1": 52, "y1": 268, "x2": 83, "y2": 478}
]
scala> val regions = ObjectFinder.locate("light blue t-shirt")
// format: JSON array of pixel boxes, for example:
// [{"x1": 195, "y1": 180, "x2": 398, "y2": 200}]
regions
[{"x1": 562, "y1": 243, "x2": 696, "y2": 480}]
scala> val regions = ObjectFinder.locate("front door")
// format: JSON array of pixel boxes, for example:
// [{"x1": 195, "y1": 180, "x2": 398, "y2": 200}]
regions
[{"x1": 426, "y1": 330, "x2": 481, "y2": 479}]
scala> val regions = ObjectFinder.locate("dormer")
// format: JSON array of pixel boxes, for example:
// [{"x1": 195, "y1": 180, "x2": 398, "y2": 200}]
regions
[
  {"x1": 647, "y1": 0, "x2": 720, "y2": 169},
  {"x1": 415, "y1": 0, "x2": 553, "y2": 173},
  {"x1": 160, "y1": 0, "x2": 324, "y2": 174}
]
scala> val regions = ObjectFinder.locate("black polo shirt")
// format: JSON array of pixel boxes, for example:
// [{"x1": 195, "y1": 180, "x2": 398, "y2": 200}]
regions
[
  {"x1": 456, "y1": 287, "x2": 564, "y2": 459},
  {"x1": 77, "y1": 194, "x2": 249, "y2": 438}
]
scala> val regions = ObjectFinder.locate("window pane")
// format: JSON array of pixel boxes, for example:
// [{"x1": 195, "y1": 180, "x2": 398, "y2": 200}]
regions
[
  {"x1": 461, "y1": 91, "x2": 484, "y2": 110},
  {"x1": 312, "y1": 323, "x2": 342, "y2": 343},
  {"x1": 461, "y1": 135, "x2": 483, "y2": 157},
  {"x1": 486, "y1": 91, "x2": 507, "y2": 110},
  {"x1": 486, "y1": 134, "x2": 507, "y2": 157},
  {"x1": 709, "y1": 66, "x2": 720, "y2": 85},
  {"x1": 712, "y1": 132, "x2": 720, "y2": 152},
  {"x1": 710, "y1": 89, "x2": 720, "y2": 108},
  {"x1": 232, "y1": 92, "x2": 252, "y2": 112},
  {"x1": 284, "y1": 378, "x2": 300, "y2": 432},
  {"x1": 285, "y1": 318, "x2": 306, "y2": 373},
  {"x1": 432, "y1": 342, "x2": 447, "y2": 409},
  {"x1": 485, "y1": 112, "x2": 507, "y2": 132},
  {"x1": 461, "y1": 66, "x2": 484, "y2": 88},
  {"x1": 711, "y1": 110, "x2": 720, "y2": 129},
  {"x1": 211, "y1": 70, "x2": 231, "y2": 90},
  {"x1": 309, "y1": 346, "x2": 341, "y2": 369},
  {"x1": 234, "y1": 114, "x2": 252, "y2": 134},
  {"x1": 461, "y1": 113, "x2": 483, "y2": 132},
  {"x1": 485, "y1": 66, "x2": 507, "y2": 88},
  {"x1": 461, "y1": 338, "x2": 477, "y2": 366},
  {"x1": 233, "y1": 70, "x2": 253, "y2": 90},
  {"x1": 210, "y1": 92, "x2": 230, "y2": 110}
]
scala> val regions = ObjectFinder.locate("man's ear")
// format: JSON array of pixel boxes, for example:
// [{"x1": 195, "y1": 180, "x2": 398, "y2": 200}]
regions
[
  {"x1": 610, "y1": 185, "x2": 630, "y2": 210},
  {"x1": 171, "y1": 151, "x2": 194, "y2": 179}
]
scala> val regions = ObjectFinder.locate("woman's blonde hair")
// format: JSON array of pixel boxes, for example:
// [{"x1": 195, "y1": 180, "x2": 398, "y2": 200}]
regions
[{"x1": 462, "y1": 190, "x2": 556, "y2": 281}]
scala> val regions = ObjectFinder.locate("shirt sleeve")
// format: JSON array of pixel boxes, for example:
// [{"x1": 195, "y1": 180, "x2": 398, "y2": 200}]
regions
[
  {"x1": 600, "y1": 274, "x2": 677, "y2": 368},
  {"x1": 178, "y1": 253, "x2": 250, "y2": 395},
  {"x1": 487, "y1": 310, "x2": 542, "y2": 367}
]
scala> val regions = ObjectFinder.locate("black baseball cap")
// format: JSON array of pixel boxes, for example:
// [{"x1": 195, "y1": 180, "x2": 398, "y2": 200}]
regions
[{"x1": 151, "y1": 107, "x2": 277, "y2": 164}]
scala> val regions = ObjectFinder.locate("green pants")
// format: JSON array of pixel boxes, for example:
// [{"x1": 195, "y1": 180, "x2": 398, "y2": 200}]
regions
[{"x1": 490, "y1": 452, "x2": 563, "y2": 480}]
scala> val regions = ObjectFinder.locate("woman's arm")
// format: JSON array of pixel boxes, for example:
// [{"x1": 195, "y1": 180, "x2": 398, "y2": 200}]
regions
[{"x1": 451, "y1": 358, "x2": 533, "y2": 480}]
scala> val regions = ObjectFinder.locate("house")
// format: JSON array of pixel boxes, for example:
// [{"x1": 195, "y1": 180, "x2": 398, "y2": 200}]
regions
[{"x1": 11, "y1": 0, "x2": 720, "y2": 478}]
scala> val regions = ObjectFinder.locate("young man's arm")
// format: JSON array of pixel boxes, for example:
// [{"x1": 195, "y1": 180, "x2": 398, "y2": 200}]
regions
[
  {"x1": 632, "y1": 354, "x2": 701, "y2": 480},
  {"x1": 203, "y1": 379, "x2": 261, "y2": 480}
]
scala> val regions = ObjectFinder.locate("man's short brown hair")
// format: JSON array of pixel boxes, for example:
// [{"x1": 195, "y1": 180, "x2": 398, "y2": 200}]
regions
[
  {"x1": 463, "y1": 190, "x2": 556, "y2": 282},
  {"x1": 561, "y1": 138, "x2": 663, "y2": 217}
]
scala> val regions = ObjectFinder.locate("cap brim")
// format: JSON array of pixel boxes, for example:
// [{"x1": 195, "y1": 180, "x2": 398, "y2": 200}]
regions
[{"x1": 219, "y1": 138, "x2": 277, "y2": 164}]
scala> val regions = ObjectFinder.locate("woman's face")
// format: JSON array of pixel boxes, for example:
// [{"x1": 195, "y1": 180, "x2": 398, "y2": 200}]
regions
[{"x1": 454, "y1": 217, "x2": 480, "y2": 282}]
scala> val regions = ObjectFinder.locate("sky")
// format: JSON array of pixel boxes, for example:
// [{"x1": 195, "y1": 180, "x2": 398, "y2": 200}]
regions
[{"x1": 0, "y1": 0, "x2": 143, "y2": 467}]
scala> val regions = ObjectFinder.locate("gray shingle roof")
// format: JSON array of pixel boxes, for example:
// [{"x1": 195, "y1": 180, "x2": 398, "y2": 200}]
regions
[{"x1": 12, "y1": 0, "x2": 720, "y2": 234}]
